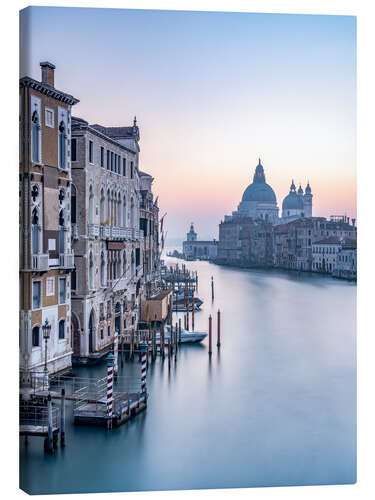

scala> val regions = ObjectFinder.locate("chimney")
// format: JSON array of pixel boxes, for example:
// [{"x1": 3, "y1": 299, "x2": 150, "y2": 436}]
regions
[
  {"x1": 352, "y1": 218, "x2": 356, "y2": 227},
  {"x1": 40, "y1": 61, "x2": 56, "y2": 87}
]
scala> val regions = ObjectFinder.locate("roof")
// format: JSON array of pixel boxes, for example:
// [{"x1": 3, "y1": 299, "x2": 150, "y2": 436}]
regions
[
  {"x1": 20, "y1": 76, "x2": 79, "y2": 105},
  {"x1": 314, "y1": 236, "x2": 342, "y2": 245},
  {"x1": 91, "y1": 124, "x2": 139, "y2": 141}
]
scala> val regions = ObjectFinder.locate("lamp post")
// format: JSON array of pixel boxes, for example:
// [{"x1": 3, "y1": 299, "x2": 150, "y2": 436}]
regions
[{"x1": 42, "y1": 318, "x2": 51, "y2": 376}]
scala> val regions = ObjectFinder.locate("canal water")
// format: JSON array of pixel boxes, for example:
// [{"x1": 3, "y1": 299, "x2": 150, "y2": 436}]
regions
[{"x1": 20, "y1": 257, "x2": 356, "y2": 494}]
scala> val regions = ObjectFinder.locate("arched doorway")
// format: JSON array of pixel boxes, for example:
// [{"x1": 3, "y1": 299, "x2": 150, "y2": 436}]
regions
[
  {"x1": 88, "y1": 309, "x2": 95, "y2": 353},
  {"x1": 72, "y1": 313, "x2": 80, "y2": 356}
]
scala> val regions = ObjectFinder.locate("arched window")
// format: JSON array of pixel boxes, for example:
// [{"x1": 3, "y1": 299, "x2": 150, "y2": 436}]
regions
[
  {"x1": 100, "y1": 189, "x2": 105, "y2": 224},
  {"x1": 59, "y1": 120, "x2": 67, "y2": 169},
  {"x1": 32, "y1": 325, "x2": 40, "y2": 347},
  {"x1": 117, "y1": 193, "x2": 121, "y2": 227},
  {"x1": 123, "y1": 251, "x2": 127, "y2": 275},
  {"x1": 31, "y1": 207, "x2": 39, "y2": 254},
  {"x1": 130, "y1": 197, "x2": 135, "y2": 227},
  {"x1": 123, "y1": 196, "x2": 127, "y2": 227},
  {"x1": 115, "y1": 302, "x2": 121, "y2": 314},
  {"x1": 100, "y1": 253, "x2": 105, "y2": 286},
  {"x1": 31, "y1": 110, "x2": 40, "y2": 163},
  {"x1": 89, "y1": 252, "x2": 94, "y2": 289},
  {"x1": 59, "y1": 209, "x2": 65, "y2": 254},
  {"x1": 131, "y1": 250, "x2": 135, "y2": 277},
  {"x1": 71, "y1": 184, "x2": 77, "y2": 224},
  {"x1": 107, "y1": 189, "x2": 111, "y2": 225},
  {"x1": 59, "y1": 319, "x2": 65, "y2": 339},
  {"x1": 89, "y1": 185, "x2": 94, "y2": 224}
]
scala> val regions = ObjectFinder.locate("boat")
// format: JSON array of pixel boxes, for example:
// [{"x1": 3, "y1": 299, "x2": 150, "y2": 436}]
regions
[
  {"x1": 173, "y1": 291, "x2": 203, "y2": 311},
  {"x1": 157, "y1": 325, "x2": 207, "y2": 344}
]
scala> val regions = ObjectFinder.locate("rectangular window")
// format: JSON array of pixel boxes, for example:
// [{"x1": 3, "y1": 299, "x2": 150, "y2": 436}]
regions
[
  {"x1": 32, "y1": 281, "x2": 41, "y2": 309},
  {"x1": 46, "y1": 277, "x2": 55, "y2": 296},
  {"x1": 123, "y1": 158, "x2": 126, "y2": 176},
  {"x1": 59, "y1": 320, "x2": 65, "y2": 339},
  {"x1": 59, "y1": 278, "x2": 66, "y2": 304},
  {"x1": 45, "y1": 108, "x2": 54, "y2": 128},
  {"x1": 100, "y1": 328, "x2": 104, "y2": 340},
  {"x1": 107, "y1": 150, "x2": 110, "y2": 170},
  {"x1": 111, "y1": 152, "x2": 114, "y2": 171},
  {"x1": 130, "y1": 161, "x2": 134, "y2": 179},
  {"x1": 100, "y1": 147, "x2": 104, "y2": 167},
  {"x1": 108, "y1": 326, "x2": 111, "y2": 337},
  {"x1": 89, "y1": 140, "x2": 94, "y2": 164},
  {"x1": 71, "y1": 269, "x2": 77, "y2": 291},
  {"x1": 71, "y1": 138, "x2": 77, "y2": 161}
]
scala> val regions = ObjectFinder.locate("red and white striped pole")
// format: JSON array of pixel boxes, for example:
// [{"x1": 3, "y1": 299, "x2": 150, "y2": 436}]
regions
[
  {"x1": 141, "y1": 341, "x2": 147, "y2": 395},
  {"x1": 217, "y1": 309, "x2": 221, "y2": 347},
  {"x1": 106, "y1": 353, "x2": 114, "y2": 429},
  {"x1": 114, "y1": 330, "x2": 119, "y2": 377},
  {"x1": 208, "y1": 315, "x2": 212, "y2": 356}
]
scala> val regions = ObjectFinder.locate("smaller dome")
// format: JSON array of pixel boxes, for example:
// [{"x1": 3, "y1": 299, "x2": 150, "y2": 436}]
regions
[
  {"x1": 305, "y1": 182, "x2": 311, "y2": 194},
  {"x1": 282, "y1": 191, "x2": 304, "y2": 210},
  {"x1": 297, "y1": 184, "x2": 303, "y2": 195}
]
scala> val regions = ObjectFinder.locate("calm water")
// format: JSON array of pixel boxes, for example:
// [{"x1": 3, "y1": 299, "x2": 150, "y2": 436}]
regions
[{"x1": 20, "y1": 258, "x2": 356, "y2": 494}]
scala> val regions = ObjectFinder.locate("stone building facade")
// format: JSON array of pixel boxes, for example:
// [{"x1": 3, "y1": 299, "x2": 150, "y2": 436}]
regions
[
  {"x1": 70, "y1": 117, "x2": 145, "y2": 362},
  {"x1": 139, "y1": 171, "x2": 160, "y2": 297},
  {"x1": 19, "y1": 62, "x2": 79, "y2": 379},
  {"x1": 182, "y1": 223, "x2": 218, "y2": 260}
]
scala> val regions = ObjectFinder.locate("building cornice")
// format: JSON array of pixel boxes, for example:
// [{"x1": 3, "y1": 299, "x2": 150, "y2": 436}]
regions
[{"x1": 20, "y1": 76, "x2": 79, "y2": 106}]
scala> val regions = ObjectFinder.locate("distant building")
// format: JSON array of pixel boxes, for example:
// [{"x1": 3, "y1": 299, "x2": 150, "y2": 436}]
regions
[
  {"x1": 312, "y1": 236, "x2": 342, "y2": 273},
  {"x1": 182, "y1": 223, "x2": 218, "y2": 260},
  {"x1": 334, "y1": 239, "x2": 357, "y2": 280},
  {"x1": 281, "y1": 180, "x2": 313, "y2": 222}
]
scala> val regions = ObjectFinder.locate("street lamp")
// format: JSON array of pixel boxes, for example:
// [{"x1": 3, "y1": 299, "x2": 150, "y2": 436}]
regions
[{"x1": 42, "y1": 318, "x2": 51, "y2": 376}]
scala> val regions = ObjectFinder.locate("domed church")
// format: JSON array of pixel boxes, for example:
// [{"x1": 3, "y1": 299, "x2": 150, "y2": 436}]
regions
[
  {"x1": 281, "y1": 180, "x2": 313, "y2": 222},
  {"x1": 235, "y1": 159, "x2": 279, "y2": 223}
]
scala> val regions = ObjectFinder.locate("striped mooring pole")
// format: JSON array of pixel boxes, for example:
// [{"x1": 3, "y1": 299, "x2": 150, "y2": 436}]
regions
[
  {"x1": 114, "y1": 330, "x2": 119, "y2": 377},
  {"x1": 106, "y1": 353, "x2": 114, "y2": 429},
  {"x1": 141, "y1": 341, "x2": 147, "y2": 394}
]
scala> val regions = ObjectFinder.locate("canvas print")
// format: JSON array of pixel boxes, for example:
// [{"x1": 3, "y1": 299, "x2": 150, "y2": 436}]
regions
[{"x1": 19, "y1": 7, "x2": 356, "y2": 495}]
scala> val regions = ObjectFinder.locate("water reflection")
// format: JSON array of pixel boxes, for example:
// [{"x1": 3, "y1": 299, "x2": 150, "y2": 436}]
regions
[{"x1": 20, "y1": 257, "x2": 356, "y2": 494}]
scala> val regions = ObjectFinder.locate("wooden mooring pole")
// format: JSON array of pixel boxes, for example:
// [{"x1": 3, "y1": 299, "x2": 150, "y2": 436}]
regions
[
  {"x1": 60, "y1": 388, "x2": 65, "y2": 447},
  {"x1": 46, "y1": 393, "x2": 53, "y2": 454},
  {"x1": 211, "y1": 276, "x2": 215, "y2": 301},
  {"x1": 217, "y1": 309, "x2": 221, "y2": 347},
  {"x1": 106, "y1": 353, "x2": 114, "y2": 430},
  {"x1": 208, "y1": 315, "x2": 212, "y2": 356},
  {"x1": 178, "y1": 318, "x2": 182, "y2": 344},
  {"x1": 192, "y1": 289, "x2": 195, "y2": 331}
]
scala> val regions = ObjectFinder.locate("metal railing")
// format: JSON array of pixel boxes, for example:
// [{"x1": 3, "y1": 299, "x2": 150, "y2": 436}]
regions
[
  {"x1": 59, "y1": 253, "x2": 74, "y2": 268},
  {"x1": 88, "y1": 223, "x2": 100, "y2": 238},
  {"x1": 31, "y1": 253, "x2": 49, "y2": 271},
  {"x1": 20, "y1": 403, "x2": 60, "y2": 431}
]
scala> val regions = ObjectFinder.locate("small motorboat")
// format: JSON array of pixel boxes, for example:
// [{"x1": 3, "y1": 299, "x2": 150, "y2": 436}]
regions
[{"x1": 157, "y1": 325, "x2": 207, "y2": 344}]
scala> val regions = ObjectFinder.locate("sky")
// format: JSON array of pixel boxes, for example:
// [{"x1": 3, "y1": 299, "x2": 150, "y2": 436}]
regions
[{"x1": 20, "y1": 7, "x2": 356, "y2": 243}]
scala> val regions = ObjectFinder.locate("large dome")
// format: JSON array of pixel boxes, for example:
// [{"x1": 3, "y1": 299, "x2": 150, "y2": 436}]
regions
[
  {"x1": 242, "y1": 182, "x2": 277, "y2": 203},
  {"x1": 241, "y1": 159, "x2": 277, "y2": 204},
  {"x1": 282, "y1": 191, "x2": 304, "y2": 210}
]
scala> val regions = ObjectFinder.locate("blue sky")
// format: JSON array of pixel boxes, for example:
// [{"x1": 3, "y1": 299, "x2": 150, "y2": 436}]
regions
[{"x1": 20, "y1": 7, "x2": 356, "y2": 241}]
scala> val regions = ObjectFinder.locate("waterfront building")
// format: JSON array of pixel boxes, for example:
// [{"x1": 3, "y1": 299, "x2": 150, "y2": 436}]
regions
[
  {"x1": 139, "y1": 171, "x2": 160, "y2": 297},
  {"x1": 182, "y1": 223, "x2": 218, "y2": 260},
  {"x1": 19, "y1": 62, "x2": 79, "y2": 380},
  {"x1": 312, "y1": 237, "x2": 343, "y2": 273},
  {"x1": 216, "y1": 217, "x2": 272, "y2": 266},
  {"x1": 70, "y1": 117, "x2": 145, "y2": 362},
  {"x1": 334, "y1": 239, "x2": 357, "y2": 280}
]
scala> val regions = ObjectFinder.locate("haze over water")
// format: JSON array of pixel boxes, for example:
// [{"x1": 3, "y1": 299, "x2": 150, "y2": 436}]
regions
[{"x1": 20, "y1": 257, "x2": 356, "y2": 494}]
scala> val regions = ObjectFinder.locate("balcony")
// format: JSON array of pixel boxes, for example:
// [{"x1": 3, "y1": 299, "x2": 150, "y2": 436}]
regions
[
  {"x1": 100, "y1": 226, "x2": 111, "y2": 239},
  {"x1": 31, "y1": 254, "x2": 49, "y2": 272},
  {"x1": 88, "y1": 223, "x2": 100, "y2": 239},
  {"x1": 111, "y1": 278, "x2": 128, "y2": 292},
  {"x1": 59, "y1": 253, "x2": 75, "y2": 269}
]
